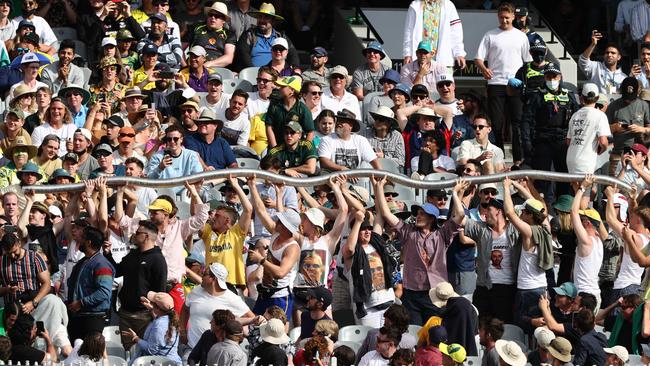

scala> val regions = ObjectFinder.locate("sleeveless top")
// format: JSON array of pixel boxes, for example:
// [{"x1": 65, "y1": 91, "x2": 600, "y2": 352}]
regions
[
  {"x1": 574, "y1": 236, "x2": 603, "y2": 295},
  {"x1": 614, "y1": 233, "x2": 649, "y2": 289},
  {"x1": 262, "y1": 233, "x2": 299, "y2": 298},
  {"x1": 517, "y1": 247, "x2": 547, "y2": 290}
]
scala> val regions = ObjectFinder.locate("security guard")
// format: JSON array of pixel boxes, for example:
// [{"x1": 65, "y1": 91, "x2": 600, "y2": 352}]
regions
[
  {"x1": 521, "y1": 62, "x2": 578, "y2": 196},
  {"x1": 511, "y1": 40, "x2": 549, "y2": 101}
]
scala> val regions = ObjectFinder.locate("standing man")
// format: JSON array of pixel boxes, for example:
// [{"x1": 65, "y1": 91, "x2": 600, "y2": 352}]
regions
[
  {"x1": 66, "y1": 227, "x2": 114, "y2": 343},
  {"x1": 400, "y1": 41, "x2": 444, "y2": 92},
  {"x1": 40, "y1": 40, "x2": 86, "y2": 93},
  {"x1": 579, "y1": 30, "x2": 626, "y2": 95},
  {"x1": 104, "y1": 220, "x2": 167, "y2": 349},
  {"x1": 474, "y1": 2, "x2": 531, "y2": 150},
  {"x1": 372, "y1": 176, "x2": 467, "y2": 325}
]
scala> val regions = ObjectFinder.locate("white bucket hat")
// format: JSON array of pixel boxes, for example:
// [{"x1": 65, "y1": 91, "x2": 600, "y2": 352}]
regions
[
  {"x1": 260, "y1": 318, "x2": 290, "y2": 345},
  {"x1": 277, "y1": 210, "x2": 301, "y2": 234},
  {"x1": 428, "y1": 282, "x2": 458, "y2": 308},
  {"x1": 495, "y1": 340, "x2": 527, "y2": 366},
  {"x1": 303, "y1": 208, "x2": 325, "y2": 231}
]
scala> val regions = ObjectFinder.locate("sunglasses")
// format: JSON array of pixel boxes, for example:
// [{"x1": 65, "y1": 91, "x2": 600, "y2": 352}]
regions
[
  {"x1": 272, "y1": 47, "x2": 286, "y2": 52},
  {"x1": 308, "y1": 91, "x2": 323, "y2": 96},
  {"x1": 481, "y1": 189, "x2": 498, "y2": 196},
  {"x1": 207, "y1": 13, "x2": 225, "y2": 19},
  {"x1": 66, "y1": 92, "x2": 81, "y2": 97},
  {"x1": 412, "y1": 95, "x2": 427, "y2": 100},
  {"x1": 474, "y1": 125, "x2": 488, "y2": 130},
  {"x1": 16, "y1": 47, "x2": 29, "y2": 54},
  {"x1": 256, "y1": 78, "x2": 273, "y2": 84},
  {"x1": 331, "y1": 74, "x2": 345, "y2": 80},
  {"x1": 119, "y1": 133, "x2": 136, "y2": 138},
  {"x1": 164, "y1": 136, "x2": 181, "y2": 143},
  {"x1": 284, "y1": 130, "x2": 300, "y2": 135},
  {"x1": 437, "y1": 81, "x2": 453, "y2": 88}
]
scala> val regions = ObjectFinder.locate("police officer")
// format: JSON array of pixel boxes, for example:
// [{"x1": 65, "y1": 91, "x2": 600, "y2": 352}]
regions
[
  {"x1": 511, "y1": 40, "x2": 549, "y2": 101},
  {"x1": 521, "y1": 62, "x2": 579, "y2": 196},
  {"x1": 513, "y1": 6, "x2": 544, "y2": 45}
]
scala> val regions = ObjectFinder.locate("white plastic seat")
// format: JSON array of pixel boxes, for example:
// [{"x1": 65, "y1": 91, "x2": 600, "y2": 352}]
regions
[
  {"x1": 105, "y1": 341, "x2": 126, "y2": 359},
  {"x1": 222, "y1": 78, "x2": 254, "y2": 93},
  {"x1": 236, "y1": 157, "x2": 260, "y2": 169},
  {"x1": 102, "y1": 326, "x2": 121, "y2": 344},
  {"x1": 338, "y1": 325, "x2": 372, "y2": 343},
  {"x1": 629, "y1": 354, "x2": 643, "y2": 365},
  {"x1": 212, "y1": 67, "x2": 235, "y2": 80},
  {"x1": 466, "y1": 356, "x2": 481, "y2": 366},
  {"x1": 239, "y1": 66, "x2": 260, "y2": 84},
  {"x1": 334, "y1": 340, "x2": 362, "y2": 354},
  {"x1": 106, "y1": 355, "x2": 127, "y2": 366},
  {"x1": 130, "y1": 355, "x2": 177, "y2": 366},
  {"x1": 377, "y1": 158, "x2": 401, "y2": 174},
  {"x1": 407, "y1": 324, "x2": 422, "y2": 338},
  {"x1": 502, "y1": 324, "x2": 528, "y2": 352},
  {"x1": 393, "y1": 184, "x2": 416, "y2": 202},
  {"x1": 289, "y1": 326, "x2": 301, "y2": 342}
]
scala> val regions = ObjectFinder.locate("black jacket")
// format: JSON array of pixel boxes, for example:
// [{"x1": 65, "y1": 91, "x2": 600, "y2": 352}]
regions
[{"x1": 107, "y1": 246, "x2": 167, "y2": 312}]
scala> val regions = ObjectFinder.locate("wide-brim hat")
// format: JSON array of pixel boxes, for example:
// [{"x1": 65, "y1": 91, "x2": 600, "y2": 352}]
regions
[
  {"x1": 369, "y1": 106, "x2": 398, "y2": 130},
  {"x1": 9, "y1": 84, "x2": 35, "y2": 108},
  {"x1": 48, "y1": 168, "x2": 75, "y2": 184},
  {"x1": 16, "y1": 161, "x2": 42, "y2": 181},
  {"x1": 4, "y1": 136, "x2": 37, "y2": 160},
  {"x1": 335, "y1": 109, "x2": 361, "y2": 132},
  {"x1": 277, "y1": 210, "x2": 301, "y2": 234},
  {"x1": 122, "y1": 87, "x2": 146, "y2": 100},
  {"x1": 363, "y1": 41, "x2": 386, "y2": 60},
  {"x1": 388, "y1": 83, "x2": 411, "y2": 102},
  {"x1": 495, "y1": 340, "x2": 527, "y2": 366},
  {"x1": 552, "y1": 195, "x2": 574, "y2": 213},
  {"x1": 98, "y1": 56, "x2": 122, "y2": 72},
  {"x1": 194, "y1": 108, "x2": 223, "y2": 126},
  {"x1": 428, "y1": 282, "x2": 458, "y2": 308},
  {"x1": 204, "y1": 1, "x2": 230, "y2": 21},
  {"x1": 249, "y1": 2, "x2": 284, "y2": 21},
  {"x1": 260, "y1": 318, "x2": 290, "y2": 344},
  {"x1": 58, "y1": 84, "x2": 91, "y2": 105}
]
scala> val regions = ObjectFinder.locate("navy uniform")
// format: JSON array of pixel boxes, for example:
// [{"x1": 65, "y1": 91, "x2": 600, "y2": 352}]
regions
[
  {"x1": 521, "y1": 62, "x2": 578, "y2": 196},
  {"x1": 514, "y1": 40, "x2": 549, "y2": 102},
  {"x1": 189, "y1": 23, "x2": 237, "y2": 61}
]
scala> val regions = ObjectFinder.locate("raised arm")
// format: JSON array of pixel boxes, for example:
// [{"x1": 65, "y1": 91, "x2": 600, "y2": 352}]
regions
[
  {"x1": 371, "y1": 175, "x2": 399, "y2": 227},
  {"x1": 622, "y1": 225, "x2": 650, "y2": 267},
  {"x1": 503, "y1": 177, "x2": 532, "y2": 239},
  {"x1": 571, "y1": 176, "x2": 594, "y2": 248},
  {"x1": 450, "y1": 179, "x2": 469, "y2": 225},
  {"x1": 539, "y1": 293, "x2": 565, "y2": 334},
  {"x1": 342, "y1": 209, "x2": 365, "y2": 263},
  {"x1": 247, "y1": 176, "x2": 276, "y2": 233},
  {"x1": 96, "y1": 178, "x2": 109, "y2": 236},
  {"x1": 324, "y1": 176, "x2": 349, "y2": 253},
  {"x1": 604, "y1": 185, "x2": 625, "y2": 236},
  {"x1": 230, "y1": 176, "x2": 253, "y2": 234}
]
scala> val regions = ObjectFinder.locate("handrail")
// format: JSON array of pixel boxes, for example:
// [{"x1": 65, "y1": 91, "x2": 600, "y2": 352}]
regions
[{"x1": 23, "y1": 169, "x2": 632, "y2": 194}]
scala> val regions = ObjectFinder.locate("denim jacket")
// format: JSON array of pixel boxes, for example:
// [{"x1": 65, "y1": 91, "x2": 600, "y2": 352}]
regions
[{"x1": 67, "y1": 251, "x2": 115, "y2": 313}]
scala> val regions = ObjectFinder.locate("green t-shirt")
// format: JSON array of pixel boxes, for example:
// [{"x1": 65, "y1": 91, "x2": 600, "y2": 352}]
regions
[
  {"x1": 268, "y1": 140, "x2": 317, "y2": 170},
  {"x1": 264, "y1": 100, "x2": 314, "y2": 146}
]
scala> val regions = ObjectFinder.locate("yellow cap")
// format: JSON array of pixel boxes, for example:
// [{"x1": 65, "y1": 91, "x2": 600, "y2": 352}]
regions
[
  {"x1": 440, "y1": 343, "x2": 467, "y2": 364},
  {"x1": 148, "y1": 199, "x2": 172, "y2": 214},
  {"x1": 578, "y1": 208, "x2": 601, "y2": 223},
  {"x1": 524, "y1": 198, "x2": 545, "y2": 213},
  {"x1": 274, "y1": 76, "x2": 302, "y2": 93}
]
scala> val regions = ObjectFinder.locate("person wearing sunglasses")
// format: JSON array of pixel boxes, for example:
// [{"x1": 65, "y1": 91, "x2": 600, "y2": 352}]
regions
[
  {"x1": 247, "y1": 66, "x2": 278, "y2": 119},
  {"x1": 267, "y1": 37, "x2": 299, "y2": 76},
  {"x1": 321, "y1": 65, "x2": 362, "y2": 120},
  {"x1": 302, "y1": 46, "x2": 331, "y2": 88},
  {"x1": 147, "y1": 124, "x2": 204, "y2": 185},
  {"x1": 113, "y1": 126, "x2": 145, "y2": 165},
  {"x1": 136, "y1": 12, "x2": 183, "y2": 69},
  {"x1": 301, "y1": 80, "x2": 323, "y2": 120},
  {"x1": 456, "y1": 113, "x2": 505, "y2": 174},
  {"x1": 351, "y1": 41, "x2": 390, "y2": 101},
  {"x1": 400, "y1": 40, "x2": 444, "y2": 92}
]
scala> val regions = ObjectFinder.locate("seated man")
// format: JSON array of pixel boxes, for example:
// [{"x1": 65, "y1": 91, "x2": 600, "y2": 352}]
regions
[
  {"x1": 318, "y1": 109, "x2": 381, "y2": 171},
  {"x1": 184, "y1": 109, "x2": 238, "y2": 170},
  {"x1": 200, "y1": 73, "x2": 231, "y2": 115},
  {"x1": 351, "y1": 41, "x2": 390, "y2": 101},
  {"x1": 400, "y1": 40, "x2": 444, "y2": 92},
  {"x1": 216, "y1": 89, "x2": 250, "y2": 146},
  {"x1": 40, "y1": 40, "x2": 86, "y2": 93},
  {"x1": 268, "y1": 121, "x2": 318, "y2": 177},
  {"x1": 179, "y1": 46, "x2": 213, "y2": 93},
  {"x1": 456, "y1": 113, "x2": 505, "y2": 173},
  {"x1": 90, "y1": 143, "x2": 126, "y2": 178},
  {"x1": 136, "y1": 13, "x2": 183, "y2": 69},
  {"x1": 189, "y1": 2, "x2": 236, "y2": 68}
]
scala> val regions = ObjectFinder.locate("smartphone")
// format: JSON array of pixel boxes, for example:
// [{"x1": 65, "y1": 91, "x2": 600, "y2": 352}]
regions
[
  {"x1": 151, "y1": 102, "x2": 156, "y2": 111},
  {"x1": 621, "y1": 123, "x2": 629, "y2": 129},
  {"x1": 624, "y1": 146, "x2": 633, "y2": 155},
  {"x1": 36, "y1": 321, "x2": 45, "y2": 334},
  {"x1": 4, "y1": 225, "x2": 16, "y2": 234},
  {"x1": 158, "y1": 71, "x2": 175, "y2": 79},
  {"x1": 163, "y1": 149, "x2": 172, "y2": 159}
]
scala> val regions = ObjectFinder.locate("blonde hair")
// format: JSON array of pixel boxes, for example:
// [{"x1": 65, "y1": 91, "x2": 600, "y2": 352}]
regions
[
  {"x1": 558, "y1": 211, "x2": 573, "y2": 233},
  {"x1": 314, "y1": 319, "x2": 339, "y2": 342}
]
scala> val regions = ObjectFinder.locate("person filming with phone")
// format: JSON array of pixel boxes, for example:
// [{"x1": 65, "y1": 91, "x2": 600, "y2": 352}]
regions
[
  {"x1": 8, "y1": 314, "x2": 57, "y2": 364},
  {"x1": 579, "y1": 29, "x2": 626, "y2": 95}
]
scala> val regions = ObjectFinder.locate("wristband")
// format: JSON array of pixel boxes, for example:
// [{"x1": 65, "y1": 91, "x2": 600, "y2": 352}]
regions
[{"x1": 579, "y1": 187, "x2": 586, "y2": 193}]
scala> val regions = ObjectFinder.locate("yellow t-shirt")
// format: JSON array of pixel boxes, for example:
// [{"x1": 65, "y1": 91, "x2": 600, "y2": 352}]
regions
[
  {"x1": 202, "y1": 223, "x2": 247, "y2": 286},
  {"x1": 130, "y1": 67, "x2": 156, "y2": 90},
  {"x1": 249, "y1": 113, "x2": 268, "y2": 155}
]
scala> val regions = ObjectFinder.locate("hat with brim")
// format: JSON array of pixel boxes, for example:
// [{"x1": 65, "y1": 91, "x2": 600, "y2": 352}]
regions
[
  {"x1": 277, "y1": 210, "x2": 301, "y2": 234},
  {"x1": 579, "y1": 208, "x2": 602, "y2": 225},
  {"x1": 370, "y1": 106, "x2": 398, "y2": 130},
  {"x1": 388, "y1": 83, "x2": 411, "y2": 102},
  {"x1": 553, "y1": 282, "x2": 577, "y2": 298},
  {"x1": 249, "y1": 2, "x2": 284, "y2": 21},
  {"x1": 98, "y1": 56, "x2": 122, "y2": 72},
  {"x1": 552, "y1": 194, "x2": 574, "y2": 213},
  {"x1": 48, "y1": 168, "x2": 75, "y2": 184},
  {"x1": 439, "y1": 343, "x2": 467, "y2": 364},
  {"x1": 148, "y1": 198, "x2": 173, "y2": 214},
  {"x1": 604, "y1": 346, "x2": 629, "y2": 364},
  {"x1": 9, "y1": 84, "x2": 35, "y2": 109},
  {"x1": 348, "y1": 185, "x2": 370, "y2": 206},
  {"x1": 204, "y1": 2, "x2": 230, "y2": 21},
  {"x1": 362, "y1": 41, "x2": 386, "y2": 60},
  {"x1": 303, "y1": 207, "x2": 325, "y2": 231},
  {"x1": 274, "y1": 76, "x2": 302, "y2": 93},
  {"x1": 260, "y1": 318, "x2": 290, "y2": 344},
  {"x1": 194, "y1": 109, "x2": 223, "y2": 126},
  {"x1": 16, "y1": 162, "x2": 42, "y2": 181},
  {"x1": 414, "y1": 107, "x2": 441, "y2": 121},
  {"x1": 411, "y1": 202, "x2": 440, "y2": 218},
  {"x1": 122, "y1": 87, "x2": 146, "y2": 100},
  {"x1": 30, "y1": 202, "x2": 50, "y2": 217},
  {"x1": 4, "y1": 136, "x2": 37, "y2": 160},
  {"x1": 58, "y1": 84, "x2": 91, "y2": 105},
  {"x1": 336, "y1": 109, "x2": 361, "y2": 132},
  {"x1": 495, "y1": 340, "x2": 527, "y2": 366},
  {"x1": 218, "y1": 181, "x2": 249, "y2": 195},
  {"x1": 429, "y1": 282, "x2": 458, "y2": 308},
  {"x1": 547, "y1": 338, "x2": 572, "y2": 363}
]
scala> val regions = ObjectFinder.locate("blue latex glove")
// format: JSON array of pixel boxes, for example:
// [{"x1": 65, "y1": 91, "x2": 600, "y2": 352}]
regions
[{"x1": 508, "y1": 78, "x2": 523, "y2": 88}]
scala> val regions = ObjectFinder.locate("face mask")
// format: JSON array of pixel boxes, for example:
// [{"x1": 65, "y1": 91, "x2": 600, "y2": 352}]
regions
[
  {"x1": 532, "y1": 53, "x2": 545, "y2": 64},
  {"x1": 546, "y1": 80, "x2": 560, "y2": 90},
  {"x1": 22, "y1": 8, "x2": 36, "y2": 17},
  {"x1": 513, "y1": 18, "x2": 524, "y2": 29}
]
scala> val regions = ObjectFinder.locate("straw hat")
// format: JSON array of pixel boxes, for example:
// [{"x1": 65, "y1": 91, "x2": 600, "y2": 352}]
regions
[
  {"x1": 249, "y1": 3, "x2": 284, "y2": 21},
  {"x1": 4, "y1": 136, "x2": 37, "y2": 160}
]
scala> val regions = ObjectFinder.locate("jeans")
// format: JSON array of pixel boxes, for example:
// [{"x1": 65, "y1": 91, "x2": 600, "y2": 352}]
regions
[
  {"x1": 514, "y1": 287, "x2": 546, "y2": 335},
  {"x1": 401, "y1": 289, "x2": 441, "y2": 326},
  {"x1": 448, "y1": 271, "x2": 478, "y2": 296},
  {"x1": 473, "y1": 284, "x2": 517, "y2": 323},
  {"x1": 487, "y1": 85, "x2": 524, "y2": 161}
]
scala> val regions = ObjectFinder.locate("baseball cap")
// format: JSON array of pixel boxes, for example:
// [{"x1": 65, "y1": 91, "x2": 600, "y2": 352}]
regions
[
  {"x1": 553, "y1": 282, "x2": 577, "y2": 298},
  {"x1": 101, "y1": 37, "x2": 117, "y2": 47},
  {"x1": 533, "y1": 327, "x2": 555, "y2": 349},
  {"x1": 582, "y1": 83, "x2": 599, "y2": 98},
  {"x1": 271, "y1": 37, "x2": 288, "y2": 50},
  {"x1": 103, "y1": 115, "x2": 125, "y2": 127},
  {"x1": 523, "y1": 198, "x2": 545, "y2": 214},
  {"x1": 141, "y1": 43, "x2": 158, "y2": 55},
  {"x1": 632, "y1": 143, "x2": 648, "y2": 155},
  {"x1": 286, "y1": 121, "x2": 303, "y2": 134},
  {"x1": 329, "y1": 65, "x2": 348, "y2": 78},
  {"x1": 439, "y1": 343, "x2": 467, "y2": 364},
  {"x1": 148, "y1": 198, "x2": 173, "y2": 214},
  {"x1": 417, "y1": 40, "x2": 432, "y2": 53},
  {"x1": 93, "y1": 143, "x2": 113, "y2": 157},
  {"x1": 188, "y1": 45, "x2": 206, "y2": 57},
  {"x1": 515, "y1": 6, "x2": 528, "y2": 16},
  {"x1": 621, "y1": 77, "x2": 639, "y2": 100},
  {"x1": 150, "y1": 12, "x2": 167, "y2": 23},
  {"x1": 311, "y1": 47, "x2": 328, "y2": 57},
  {"x1": 411, "y1": 84, "x2": 429, "y2": 96},
  {"x1": 410, "y1": 202, "x2": 440, "y2": 218},
  {"x1": 604, "y1": 193, "x2": 629, "y2": 221},
  {"x1": 436, "y1": 72, "x2": 454, "y2": 85},
  {"x1": 428, "y1": 325, "x2": 448, "y2": 345},
  {"x1": 485, "y1": 198, "x2": 505, "y2": 210},
  {"x1": 307, "y1": 287, "x2": 332, "y2": 309},
  {"x1": 603, "y1": 346, "x2": 629, "y2": 363},
  {"x1": 74, "y1": 128, "x2": 92, "y2": 141},
  {"x1": 208, "y1": 262, "x2": 228, "y2": 290},
  {"x1": 63, "y1": 152, "x2": 79, "y2": 163},
  {"x1": 207, "y1": 73, "x2": 223, "y2": 83},
  {"x1": 578, "y1": 208, "x2": 602, "y2": 224}
]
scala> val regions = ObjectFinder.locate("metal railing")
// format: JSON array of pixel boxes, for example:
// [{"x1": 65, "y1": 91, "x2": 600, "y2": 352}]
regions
[{"x1": 25, "y1": 169, "x2": 633, "y2": 194}]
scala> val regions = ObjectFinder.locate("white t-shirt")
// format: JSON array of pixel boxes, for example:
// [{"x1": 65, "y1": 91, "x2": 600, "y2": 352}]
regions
[
  {"x1": 566, "y1": 106, "x2": 611, "y2": 174},
  {"x1": 358, "y1": 350, "x2": 390, "y2": 366},
  {"x1": 517, "y1": 247, "x2": 547, "y2": 290},
  {"x1": 134, "y1": 187, "x2": 158, "y2": 218},
  {"x1": 410, "y1": 154, "x2": 456, "y2": 173},
  {"x1": 246, "y1": 92, "x2": 271, "y2": 118},
  {"x1": 294, "y1": 236, "x2": 332, "y2": 288},
  {"x1": 108, "y1": 230, "x2": 131, "y2": 264},
  {"x1": 185, "y1": 286, "x2": 251, "y2": 348},
  {"x1": 488, "y1": 231, "x2": 515, "y2": 285},
  {"x1": 216, "y1": 109, "x2": 251, "y2": 146},
  {"x1": 200, "y1": 93, "x2": 232, "y2": 115},
  {"x1": 320, "y1": 89, "x2": 362, "y2": 119},
  {"x1": 475, "y1": 27, "x2": 532, "y2": 85},
  {"x1": 457, "y1": 139, "x2": 505, "y2": 167},
  {"x1": 318, "y1": 134, "x2": 378, "y2": 169},
  {"x1": 31, "y1": 123, "x2": 77, "y2": 156}
]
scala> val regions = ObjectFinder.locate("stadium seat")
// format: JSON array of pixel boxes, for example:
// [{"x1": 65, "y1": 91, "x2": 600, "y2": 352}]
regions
[
  {"x1": 105, "y1": 341, "x2": 127, "y2": 359},
  {"x1": 232, "y1": 145, "x2": 260, "y2": 159},
  {"x1": 240, "y1": 338, "x2": 250, "y2": 355},
  {"x1": 238, "y1": 66, "x2": 260, "y2": 84},
  {"x1": 423, "y1": 172, "x2": 458, "y2": 182},
  {"x1": 377, "y1": 158, "x2": 401, "y2": 174},
  {"x1": 629, "y1": 354, "x2": 643, "y2": 365},
  {"x1": 502, "y1": 324, "x2": 527, "y2": 352},
  {"x1": 236, "y1": 157, "x2": 260, "y2": 169},
  {"x1": 393, "y1": 184, "x2": 416, "y2": 201},
  {"x1": 131, "y1": 355, "x2": 177, "y2": 366},
  {"x1": 72, "y1": 40, "x2": 88, "y2": 63},
  {"x1": 81, "y1": 67, "x2": 92, "y2": 88},
  {"x1": 407, "y1": 324, "x2": 422, "y2": 338},
  {"x1": 212, "y1": 67, "x2": 235, "y2": 80},
  {"x1": 339, "y1": 325, "x2": 372, "y2": 343},
  {"x1": 52, "y1": 27, "x2": 78, "y2": 42},
  {"x1": 106, "y1": 355, "x2": 128, "y2": 366},
  {"x1": 466, "y1": 356, "x2": 481, "y2": 366},
  {"x1": 102, "y1": 326, "x2": 121, "y2": 344},
  {"x1": 334, "y1": 340, "x2": 362, "y2": 353},
  {"x1": 289, "y1": 326, "x2": 301, "y2": 342},
  {"x1": 362, "y1": 91, "x2": 383, "y2": 120},
  {"x1": 222, "y1": 78, "x2": 253, "y2": 93}
]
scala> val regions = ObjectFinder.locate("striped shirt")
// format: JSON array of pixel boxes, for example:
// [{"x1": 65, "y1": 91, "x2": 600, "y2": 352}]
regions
[{"x1": 0, "y1": 250, "x2": 47, "y2": 304}]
